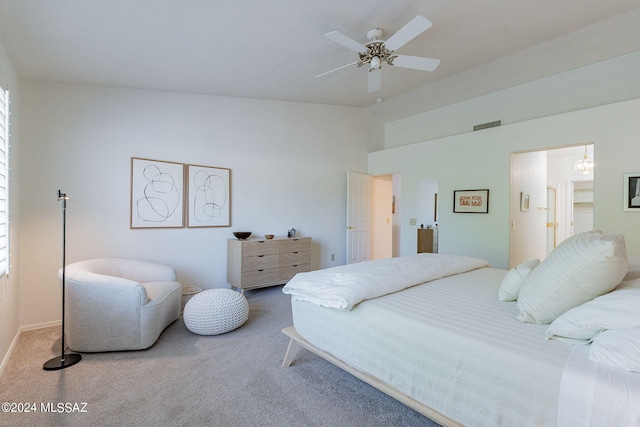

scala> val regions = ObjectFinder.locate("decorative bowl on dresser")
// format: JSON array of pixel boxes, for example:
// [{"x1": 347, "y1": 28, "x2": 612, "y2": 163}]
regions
[
  {"x1": 227, "y1": 236, "x2": 311, "y2": 293},
  {"x1": 232, "y1": 231, "x2": 252, "y2": 240}
]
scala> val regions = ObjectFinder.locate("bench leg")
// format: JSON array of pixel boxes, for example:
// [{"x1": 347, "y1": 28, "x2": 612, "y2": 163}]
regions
[{"x1": 282, "y1": 337, "x2": 303, "y2": 368}]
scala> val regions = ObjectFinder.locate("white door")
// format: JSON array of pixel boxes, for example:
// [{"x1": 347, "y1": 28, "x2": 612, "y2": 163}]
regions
[{"x1": 347, "y1": 172, "x2": 372, "y2": 264}]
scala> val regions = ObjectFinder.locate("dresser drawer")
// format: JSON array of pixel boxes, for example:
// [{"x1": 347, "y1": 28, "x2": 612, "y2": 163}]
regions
[
  {"x1": 242, "y1": 254, "x2": 279, "y2": 272},
  {"x1": 242, "y1": 268, "x2": 280, "y2": 287},
  {"x1": 279, "y1": 251, "x2": 310, "y2": 267},
  {"x1": 279, "y1": 264, "x2": 311, "y2": 282},
  {"x1": 279, "y1": 237, "x2": 311, "y2": 253},
  {"x1": 242, "y1": 240, "x2": 279, "y2": 257}
]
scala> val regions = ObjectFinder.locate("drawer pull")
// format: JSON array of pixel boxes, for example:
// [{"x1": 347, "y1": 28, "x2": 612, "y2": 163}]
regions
[
  {"x1": 293, "y1": 251, "x2": 298, "y2": 254},
  {"x1": 258, "y1": 269, "x2": 264, "y2": 272},
  {"x1": 258, "y1": 255, "x2": 264, "y2": 257},
  {"x1": 293, "y1": 265, "x2": 298, "y2": 267}
]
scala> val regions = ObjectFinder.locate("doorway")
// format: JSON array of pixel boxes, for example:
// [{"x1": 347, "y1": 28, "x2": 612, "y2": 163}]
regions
[
  {"x1": 417, "y1": 179, "x2": 439, "y2": 253},
  {"x1": 571, "y1": 180, "x2": 594, "y2": 235},
  {"x1": 347, "y1": 171, "x2": 401, "y2": 264},
  {"x1": 371, "y1": 173, "x2": 401, "y2": 260},
  {"x1": 509, "y1": 144, "x2": 594, "y2": 267}
]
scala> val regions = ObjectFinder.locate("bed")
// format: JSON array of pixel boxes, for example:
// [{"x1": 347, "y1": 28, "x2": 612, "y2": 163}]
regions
[{"x1": 281, "y1": 232, "x2": 640, "y2": 426}]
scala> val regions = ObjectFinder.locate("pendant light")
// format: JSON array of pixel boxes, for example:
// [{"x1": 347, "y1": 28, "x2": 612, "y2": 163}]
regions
[{"x1": 572, "y1": 146, "x2": 594, "y2": 174}]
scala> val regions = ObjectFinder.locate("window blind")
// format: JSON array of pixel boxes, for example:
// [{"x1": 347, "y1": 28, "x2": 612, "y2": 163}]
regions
[{"x1": 0, "y1": 86, "x2": 9, "y2": 277}]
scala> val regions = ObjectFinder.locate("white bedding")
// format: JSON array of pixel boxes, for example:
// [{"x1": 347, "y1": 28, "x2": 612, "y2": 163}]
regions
[
  {"x1": 558, "y1": 344, "x2": 640, "y2": 426},
  {"x1": 283, "y1": 253, "x2": 488, "y2": 310},
  {"x1": 291, "y1": 267, "x2": 573, "y2": 426}
]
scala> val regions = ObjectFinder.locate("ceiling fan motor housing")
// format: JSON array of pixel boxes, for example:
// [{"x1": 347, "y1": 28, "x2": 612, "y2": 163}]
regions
[
  {"x1": 358, "y1": 41, "x2": 397, "y2": 69},
  {"x1": 366, "y1": 28, "x2": 384, "y2": 41}
]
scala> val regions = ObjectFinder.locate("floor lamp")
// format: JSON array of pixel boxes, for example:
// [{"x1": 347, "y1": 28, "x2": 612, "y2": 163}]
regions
[{"x1": 43, "y1": 190, "x2": 81, "y2": 371}]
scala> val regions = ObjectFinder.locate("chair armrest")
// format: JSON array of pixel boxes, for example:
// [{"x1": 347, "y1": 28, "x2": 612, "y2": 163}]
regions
[
  {"x1": 142, "y1": 281, "x2": 182, "y2": 307},
  {"x1": 63, "y1": 271, "x2": 149, "y2": 306}
]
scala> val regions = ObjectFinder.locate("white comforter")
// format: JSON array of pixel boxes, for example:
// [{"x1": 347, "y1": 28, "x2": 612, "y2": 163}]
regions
[
  {"x1": 282, "y1": 253, "x2": 489, "y2": 310},
  {"x1": 291, "y1": 267, "x2": 571, "y2": 426}
]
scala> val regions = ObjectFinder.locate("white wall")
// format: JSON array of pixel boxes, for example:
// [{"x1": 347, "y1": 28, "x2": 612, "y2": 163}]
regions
[
  {"x1": 383, "y1": 50, "x2": 640, "y2": 148},
  {"x1": 0, "y1": 38, "x2": 21, "y2": 373},
  {"x1": 18, "y1": 82, "x2": 382, "y2": 327},
  {"x1": 369, "y1": 97, "x2": 640, "y2": 269}
]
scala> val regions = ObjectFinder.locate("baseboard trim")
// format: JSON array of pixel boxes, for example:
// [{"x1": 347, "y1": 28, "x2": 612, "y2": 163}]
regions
[
  {"x1": 0, "y1": 321, "x2": 61, "y2": 378},
  {"x1": 0, "y1": 328, "x2": 21, "y2": 378},
  {"x1": 21, "y1": 320, "x2": 61, "y2": 332}
]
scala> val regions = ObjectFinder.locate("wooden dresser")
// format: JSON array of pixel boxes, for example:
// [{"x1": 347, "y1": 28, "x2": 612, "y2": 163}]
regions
[{"x1": 227, "y1": 236, "x2": 311, "y2": 292}]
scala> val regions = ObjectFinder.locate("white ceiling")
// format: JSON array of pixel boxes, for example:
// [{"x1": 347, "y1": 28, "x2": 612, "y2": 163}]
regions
[{"x1": 1, "y1": 0, "x2": 640, "y2": 121}]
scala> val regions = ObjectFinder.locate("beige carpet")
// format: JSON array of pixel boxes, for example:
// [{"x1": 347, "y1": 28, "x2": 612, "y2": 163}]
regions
[{"x1": 0, "y1": 285, "x2": 440, "y2": 426}]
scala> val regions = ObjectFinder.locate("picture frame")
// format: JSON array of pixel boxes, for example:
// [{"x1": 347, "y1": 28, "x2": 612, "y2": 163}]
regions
[
  {"x1": 520, "y1": 192, "x2": 530, "y2": 212},
  {"x1": 623, "y1": 172, "x2": 640, "y2": 211},
  {"x1": 186, "y1": 164, "x2": 231, "y2": 227},
  {"x1": 130, "y1": 157, "x2": 184, "y2": 228},
  {"x1": 453, "y1": 189, "x2": 489, "y2": 213}
]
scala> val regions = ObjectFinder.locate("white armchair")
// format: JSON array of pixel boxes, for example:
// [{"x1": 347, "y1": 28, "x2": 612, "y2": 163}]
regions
[{"x1": 62, "y1": 258, "x2": 182, "y2": 352}]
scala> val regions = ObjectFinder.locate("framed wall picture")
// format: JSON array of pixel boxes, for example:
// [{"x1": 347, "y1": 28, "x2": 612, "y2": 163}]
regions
[
  {"x1": 187, "y1": 164, "x2": 231, "y2": 227},
  {"x1": 520, "y1": 192, "x2": 530, "y2": 212},
  {"x1": 624, "y1": 172, "x2": 640, "y2": 211},
  {"x1": 453, "y1": 189, "x2": 490, "y2": 213},
  {"x1": 130, "y1": 157, "x2": 184, "y2": 228}
]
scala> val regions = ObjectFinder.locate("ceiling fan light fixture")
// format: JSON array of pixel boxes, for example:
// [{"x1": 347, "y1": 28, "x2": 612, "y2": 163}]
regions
[{"x1": 370, "y1": 56, "x2": 381, "y2": 70}]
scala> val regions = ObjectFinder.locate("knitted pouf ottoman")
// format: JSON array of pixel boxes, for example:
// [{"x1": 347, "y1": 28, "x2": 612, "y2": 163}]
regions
[{"x1": 183, "y1": 289, "x2": 249, "y2": 335}]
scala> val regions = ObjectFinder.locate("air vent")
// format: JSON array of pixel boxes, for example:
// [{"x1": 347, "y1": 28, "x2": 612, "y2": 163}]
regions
[{"x1": 473, "y1": 120, "x2": 502, "y2": 131}]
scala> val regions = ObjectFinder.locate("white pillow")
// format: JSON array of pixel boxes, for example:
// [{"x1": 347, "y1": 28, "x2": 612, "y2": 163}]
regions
[
  {"x1": 589, "y1": 329, "x2": 640, "y2": 372},
  {"x1": 623, "y1": 254, "x2": 640, "y2": 282},
  {"x1": 545, "y1": 287, "x2": 640, "y2": 344},
  {"x1": 615, "y1": 277, "x2": 640, "y2": 291},
  {"x1": 557, "y1": 230, "x2": 602, "y2": 247},
  {"x1": 498, "y1": 259, "x2": 540, "y2": 301},
  {"x1": 516, "y1": 233, "x2": 628, "y2": 324}
]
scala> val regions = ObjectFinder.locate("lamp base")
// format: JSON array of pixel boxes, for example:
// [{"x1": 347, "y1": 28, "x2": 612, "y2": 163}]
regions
[{"x1": 43, "y1": 353, "x2": 81, "y2": 371}]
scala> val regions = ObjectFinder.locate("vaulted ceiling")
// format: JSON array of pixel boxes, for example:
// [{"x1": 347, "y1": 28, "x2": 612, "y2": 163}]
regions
[{"x1": 1, "y1": 0, "x2": 640, "y2": 121}]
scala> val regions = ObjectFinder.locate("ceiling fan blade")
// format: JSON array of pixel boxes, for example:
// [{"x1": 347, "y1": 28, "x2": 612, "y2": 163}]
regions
[
  {"x1": 384, "y1": 15, "x2": 432, "y2": 52},
  {"x1": 368, "y1": 68, "x2": 382, "y2": 93},
  {"x1": 392, "y1": 55, "x2": 440, "y2": 72},
  {"x1": 324, "y1": 31, "x2": 367, "y2": 53},
  {"x1": 315, "y1": 61, "x2": 359, "y2": 78}
]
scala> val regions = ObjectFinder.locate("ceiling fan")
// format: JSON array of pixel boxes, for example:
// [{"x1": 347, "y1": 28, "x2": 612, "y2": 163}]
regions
[{"x1": 316, "y1": 15, "x2": 440, "y2": 93}]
